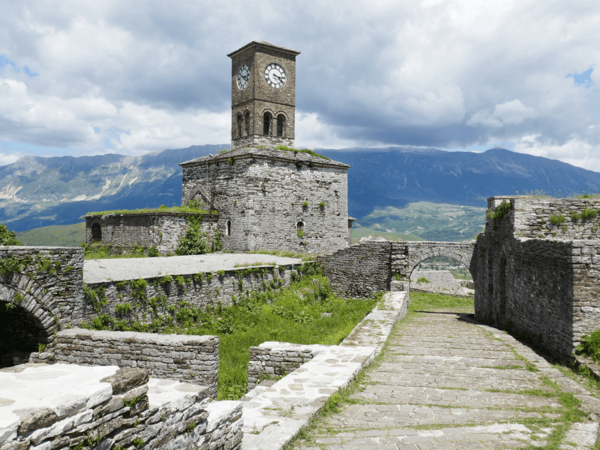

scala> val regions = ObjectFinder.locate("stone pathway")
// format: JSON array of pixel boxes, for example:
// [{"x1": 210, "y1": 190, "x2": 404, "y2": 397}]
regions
[{"x1": 294, "y1": 307, "x2": 600, "y2": 449}]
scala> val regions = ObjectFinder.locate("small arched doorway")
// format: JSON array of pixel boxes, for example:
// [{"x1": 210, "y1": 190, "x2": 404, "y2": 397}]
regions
[{"x1": 91, "y1": 223, "x2": 102, "y2": 242}]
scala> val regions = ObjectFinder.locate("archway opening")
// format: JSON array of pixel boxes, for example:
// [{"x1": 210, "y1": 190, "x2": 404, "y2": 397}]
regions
[
  {"x1": 0, "y1": 301, "x2": 50, "y2": 368},
  {"x1": 296, "y1": 221, "x2": 305, "y2": 238},
  {"x1": 244, "y1": 112, "x2": 250, "y2": 136},
  {"x1": 92, "y1": 223, "x2": 102, "y2": 242},
  {"x1": 408, "y1": 256, "x2": 474, "y2": 297},
  {"x1": 237, "y1": 114, "x2": 243, "y2": 138},
  {"x1": 263, "y1": 112, "x2": 272, "y2": 135},
  {"x1": 276, "y1": 115, "x2": 286, "y2": 137}
]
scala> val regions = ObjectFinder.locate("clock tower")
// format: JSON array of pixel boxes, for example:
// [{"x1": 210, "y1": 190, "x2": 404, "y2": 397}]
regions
[{"x1": 228, "y1": 41, "x2": 300, "y2": 150}]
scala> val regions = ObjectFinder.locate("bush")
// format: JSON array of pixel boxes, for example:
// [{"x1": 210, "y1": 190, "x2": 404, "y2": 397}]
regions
[
  {"x1": 417, "y1": 277, "x2": 431, "y2": 283},
  {"x1": 297, "y1": 230, "x2": 305, "y2": 238},
  {"x1": 148, "y1": 245, "x2": 160, "y2": 257},
  {"x1": 582, "y1": 207, "x2": 598, "y2": 220},
  {"x1": 549, "y1": 214, "x2": 566, "y2": 225},
  {"x1": 486, "y1": 200, "x2": 512, "y2": 221},
  {"x1": 176, "y1": 216, "x2": 208, "y2": 255},
  {"x1": 571, "y1": 212, "x2": 582, "y2": 221},
  {"x1": 577, "y1": 329, "x2": 600, "y2": 363},
  {"x1": 0, "y1": 224, "x2": 20, "y2": 246}
]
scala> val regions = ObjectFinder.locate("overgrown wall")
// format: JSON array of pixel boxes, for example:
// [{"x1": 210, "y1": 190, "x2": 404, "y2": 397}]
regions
[
  {"x1": 86, "y1": 213, "x2": 220, "y2": 255},
  {"x1": 0, "y1": 246, "x2": 84, "y2": 366},
  {"x1": 33, "y1": 329, "x2": 220, "y2": 398},
  {"x1": 77, "y1": 264, "x2": 300, "y2": 331}
]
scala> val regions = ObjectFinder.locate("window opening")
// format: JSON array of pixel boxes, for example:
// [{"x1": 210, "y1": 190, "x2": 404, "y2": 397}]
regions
[
  {"x1": 91, "y1": 223, "x2": 102, "y2": 242},
  {"x1": 226, "y1": 220, "x2": 231, "y2": 236},
  {"x1": 263, "y1": 112, "x2": 272, "y2": 135},
  {"x1": 277, "y1": 115, "x2": 285, "y2": 137},
  {"x1": 244, "y1": 112, "x2": 250, "y2": 136},
  {"x1": 237, "y1": 115, "x2": 243, "y2": 138}
]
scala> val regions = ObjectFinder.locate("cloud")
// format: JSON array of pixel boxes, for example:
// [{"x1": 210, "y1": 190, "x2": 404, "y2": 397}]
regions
[
  {"x1": 467, "y1": 100, "x2": 538, "y2": 128},
  {"x1": 0, "y1": 0, "x2": 597, "y2": 167}
]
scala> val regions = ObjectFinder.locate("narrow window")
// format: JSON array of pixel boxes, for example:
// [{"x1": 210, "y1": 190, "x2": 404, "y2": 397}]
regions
[
  {"x1": 226, "y1": 220, "x2": 231, "y2": 236},
  {"x1": 277, "y1": 115, "x2": 285, "y2": 137},
  {"x1": 296, "y1": 221, "x2": 304, "y2": 237},
  {"x1": 91, "y1": 223, "x2": 102, "y2": 242},
  {"x1": 263, "y1": 112, "x2": 272, "y2": 135},
  {"x1": 244, "y1": 112, "x2": 250, "y2": 136},
  {"x1": 237, "y1": 115, "x2": 243, "y2": 138}
]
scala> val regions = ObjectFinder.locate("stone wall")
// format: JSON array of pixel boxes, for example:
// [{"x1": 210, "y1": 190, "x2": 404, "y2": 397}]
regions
[
  {"x1": 318, "y1": 241, "x2": 475, "y2": 298},
  {"x1": 475, "y1": 196, "x2": 600, "y2": 358},
  {"x1": 0, "y1": 246, "x2": 84, "y2": 367},
  {"x1": 33, "y1": 329, "x2": 219, "y2": 398},
  {"x1": 86, "y1": 212, "x2": 220, "y2": 255},
  {"x1": 77, "y1": 264, "x2": 298, "y2": 330},
  {"x1": 180, "y1": 147, "x2": 350, "y2": 254},
  {"x1": 410, "y1": 269, "x2": 472, "y2": 297},
  {"x1": 0, "y1": 363, "x2": 243, "y2": 450},
  {"x1": 248, "y1": 346, "x2": 314, "y2": 390}
]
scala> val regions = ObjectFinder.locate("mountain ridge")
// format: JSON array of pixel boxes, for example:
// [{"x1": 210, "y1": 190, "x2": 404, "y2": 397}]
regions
[{"x1": 1, "y1": 145, "x2": 599, "y2": 232}]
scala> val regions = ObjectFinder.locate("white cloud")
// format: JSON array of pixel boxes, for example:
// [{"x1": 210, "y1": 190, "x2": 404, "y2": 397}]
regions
[
  {"x1": 467, "y1": 100, "x2": 538, "y2": 128},
  {"x1": 513, "y1": 134, "x2": 600, "y2": 172},
  {"x1": 0, "y1": 0, "x2": 597, "y2": 166}
]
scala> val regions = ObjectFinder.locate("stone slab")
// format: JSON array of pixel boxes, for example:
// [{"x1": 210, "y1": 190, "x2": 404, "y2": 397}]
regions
[{"x1": 84, "y1": 253, "x2": 302, "y2": 283}]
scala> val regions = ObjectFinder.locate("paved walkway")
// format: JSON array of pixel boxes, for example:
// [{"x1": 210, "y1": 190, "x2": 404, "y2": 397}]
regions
[{"x1": 295, "y1": 307, "x2": 600, "y2": 449}]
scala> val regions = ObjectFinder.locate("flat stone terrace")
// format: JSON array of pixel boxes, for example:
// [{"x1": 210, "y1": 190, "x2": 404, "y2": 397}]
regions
[
  {"x1": 84, "y1": 253, "x2": 302, "y2": 283},
  {"x1": 295, "y1": 306, "x2": 600, "y2": 449}
]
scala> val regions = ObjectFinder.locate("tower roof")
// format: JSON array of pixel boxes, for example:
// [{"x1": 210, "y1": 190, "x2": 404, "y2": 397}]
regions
[
  {"x1": 227, "y1": 41, "x2": 301, "y2": 59},
  {"x1": 180, "y1": 147, "x2": 349, "y2": 169}
]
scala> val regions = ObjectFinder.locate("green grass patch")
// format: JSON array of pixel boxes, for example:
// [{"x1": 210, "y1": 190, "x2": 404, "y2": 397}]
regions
[
  {"x1": 274, "y1": 145, "x2": 330, "y2": 160},
  {"x1": 246, "y1": 250, "x2": 316, "y2": 261},
  {"x1": 409, "y1": 292, "x2": 475, "y2": 311},
  {"x1": 448, "y1": 268, "x2": 473, "y2": 280},
  {"x1": 576, "y1": 329, "x2": 600, "y2": 363}
]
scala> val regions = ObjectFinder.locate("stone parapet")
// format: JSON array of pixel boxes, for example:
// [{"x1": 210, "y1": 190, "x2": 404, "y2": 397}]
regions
[
  {"x1": 0, "y1": 363, "x2": 243, "y2": 450},
  {"x1": 32, "y1": 329, "x2": 219, "y2": 398}
]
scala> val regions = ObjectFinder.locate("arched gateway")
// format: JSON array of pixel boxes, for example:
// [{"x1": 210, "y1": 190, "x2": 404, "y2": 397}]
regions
[{"x1": 318, "y1": 241, "x2": 476, "y2": 299}]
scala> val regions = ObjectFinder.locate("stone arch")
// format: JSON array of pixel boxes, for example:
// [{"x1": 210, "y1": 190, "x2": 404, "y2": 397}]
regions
[
  {"x1": 405, "y1": 243, "x2": 476, "y2": 282},
  {"x1": 276, "y1": 113, "x2": 287, "y2": 137},
  {"x1": 0, "y1": 273, "x2": 59, "y2": 367},
  {"x1": 262, "y1": 110, "x2": 275, "y2": 136}
]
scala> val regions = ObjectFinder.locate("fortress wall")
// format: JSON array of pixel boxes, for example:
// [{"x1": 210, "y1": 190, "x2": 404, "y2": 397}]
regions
[
  {"x1": 76, "y1": 264, "x2": 297, "y2": 329},
  {"x1": 32, "y1": 329, "x2": 219, "y2": 398},
  {"x1": 317, "y1": 242, "x2": 393, "y2": 298},
  {"x1": 85, "y1": 213, "x2": 219, "y2": 255},
  {"x1": 488, "y1": 196, "x2": 600, "y2": 240}
]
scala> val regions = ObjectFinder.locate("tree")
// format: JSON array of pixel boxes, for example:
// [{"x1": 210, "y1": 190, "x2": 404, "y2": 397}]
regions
[{"x1": 0, "y1": 224, "x2": 21, "y2": 246}]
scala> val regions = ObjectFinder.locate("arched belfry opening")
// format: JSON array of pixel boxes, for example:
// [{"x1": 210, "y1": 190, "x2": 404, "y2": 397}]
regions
[
  {"x1": 407, "y1": 256, "x2": 474, "y2": 297},
  {"x1": 277, "y1": 115, "x2": 286, "y2": 137},
  {"x1": 92, "y1": 223, "x2": 102, "y2": 242},
  {"x1": 244, "y1": 112, "x2": 250, "y2": 136},
  {"x1": 263, "y1": 112, "x2": 272, "y2": 135},
  {"x1": 237, "y1": 114, "x2": 243, "y2": 138}
]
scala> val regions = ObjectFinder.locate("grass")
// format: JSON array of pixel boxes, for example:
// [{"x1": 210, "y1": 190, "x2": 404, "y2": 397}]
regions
[
  {"x1": 15, "y1": 222, "x2": 85, "y2": 247},
  {"x1": 448, "y1": 268, "x2": 473, "y2": 280},
  {"x1": 171, "y1": 273, "x2": 377, "y2": 400},
  {"x1": 86, "y1": 206, "x2": 216, "y2": 216},
  {"x1": 82, "y1": 243, "x2": 163, "y2": 260},
  {"x1": 274, "y1": 145, "x2": 330, "y2": 160}
]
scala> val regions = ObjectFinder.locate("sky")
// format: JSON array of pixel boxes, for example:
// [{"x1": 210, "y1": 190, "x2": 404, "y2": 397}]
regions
[{"x1": 0, "y1": 1, "x2": 599, "y2": 170}]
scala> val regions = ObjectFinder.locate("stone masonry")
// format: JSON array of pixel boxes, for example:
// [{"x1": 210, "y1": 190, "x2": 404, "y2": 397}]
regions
[
  {"x1": 32, "y1": 329, "x2": 220, "y2": 399},
  {"x1": 475, "y1": 196, "x2": 600, "y2": 358},
  {"x1": 85, "y1": 212, "x2": 219, "y2": 255},
  {"x1": 180, "y1": 147, "x2": 351, "y2": 254}
]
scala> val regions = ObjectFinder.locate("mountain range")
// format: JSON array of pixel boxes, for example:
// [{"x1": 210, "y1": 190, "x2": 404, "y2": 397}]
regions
[{"x1": 2, "y1": 145, "x2": 600, "y2": 237}]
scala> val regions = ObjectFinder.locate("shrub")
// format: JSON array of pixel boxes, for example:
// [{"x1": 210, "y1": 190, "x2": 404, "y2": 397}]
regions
[
  {"x1": 486, "y1": 200, "x2": 512, "y2": 221},
  {"x1": 582, "y1": 207, "x2": 598, "y2": 220},
  {"x1": 302, "y1": 201, "x2": 309, "y2": 208},
  {"x1": 571, "y1": 212, "x2": 582, "y2": 221},
  {"x1": 176, "y1": 216, "x2": 208, "y2": 255},
  {"x1": 0, "y1": 224, "x2": 20, "y2": 246},
  {"x1": 297, "y1": 230, "x2": 305, "y2": 238},
  {"x1": 319, "y1": 201, "x2": 325, "y2": 210},
  {"x1": 115, "y1": 303, "x2": 133, "y2": 316},
  {"x1": 217, "y1": 270, "x2": 225, "y2": 277},
  {"x1": 417, "y1": 277, "x2": 431, "y2": 283},
  {"x1": 175, "y1": 276, "x2": 185, "y2": 286},
  {"x1": 577, "y1": 329, "x2": 600, "y2": 363},
  {"x1": 228, "y1": 157, "x2": 234, "y2": 166},
  {"x1": 148, "y1": 245, "x2": 160, "y2": 257},
  {"x1": 549, "y1": 214, "x2": 566, "y2": 225}
]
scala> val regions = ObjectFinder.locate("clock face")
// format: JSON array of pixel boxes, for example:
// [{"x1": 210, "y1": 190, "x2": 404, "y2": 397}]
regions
[
  {"x1": 264, "y1": 63, "x2": 287, "y2": 88},
  {"x1": 237, "y1": 65, "x2": 250, "y2": 90}
]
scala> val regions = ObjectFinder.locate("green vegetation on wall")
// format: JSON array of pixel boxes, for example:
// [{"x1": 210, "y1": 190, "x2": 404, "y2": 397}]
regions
[{"x1": 0, "y1": 224, "x2": 21, "y2": 246}]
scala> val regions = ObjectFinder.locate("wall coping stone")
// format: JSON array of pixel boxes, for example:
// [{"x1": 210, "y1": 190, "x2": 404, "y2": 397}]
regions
[{"x1": 58, "y1": 328, "x2": 218, "y2": 346}]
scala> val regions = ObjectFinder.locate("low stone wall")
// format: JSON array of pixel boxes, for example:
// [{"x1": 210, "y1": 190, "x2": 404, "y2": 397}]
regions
[
  {"x1": 1, "y1": 363, "x2": 242, "y2": 450},
  {"x1": 86, "y1": 212, "x2": 220, "y2": 255},
  {"x1": 33, "y1": 328, "x2": 219, "y2": 398},
  {"x1": 248, "y1": 347, "x2": 314, "y2": 390},
  {"x1": 78, "y1": 264, "x2": 298, "y2": 330}
]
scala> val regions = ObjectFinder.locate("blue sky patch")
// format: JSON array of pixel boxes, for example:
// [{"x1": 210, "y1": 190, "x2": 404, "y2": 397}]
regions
[{"x1": 567, "y1": 68, "x2": 593, "y2": 87}]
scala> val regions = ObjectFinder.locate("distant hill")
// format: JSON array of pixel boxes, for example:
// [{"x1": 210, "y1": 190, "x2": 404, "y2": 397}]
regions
[
  {"x1": 16, "y1": 222, "x2": 85, "y2": 247},
  {"x1": 2, "y1": 145, "x2": 600, "y2": 240}
]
